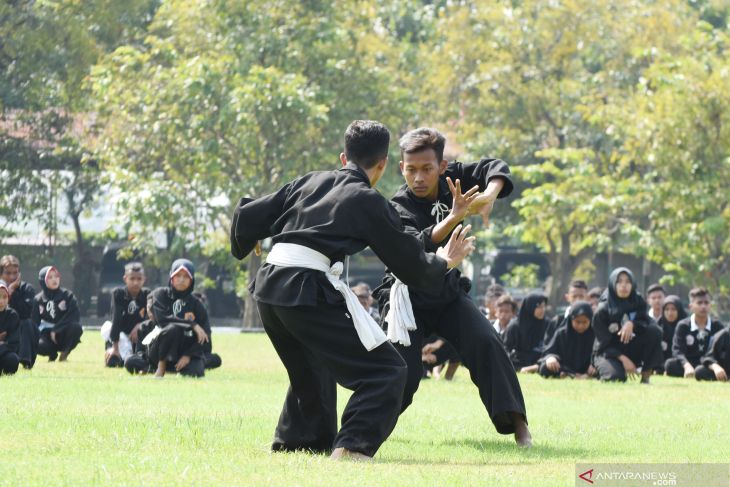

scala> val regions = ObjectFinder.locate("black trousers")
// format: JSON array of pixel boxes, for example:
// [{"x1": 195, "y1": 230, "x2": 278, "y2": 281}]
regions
[
  {"x1": 17, "y1": 319, "x2": 39, "y2": 368},
  {"x1": 664, "y1": 356, "x2": 715, "y2": 380},
  {"x1": 258, "y1": 300, "x2": 408, "y2": 458},
  {"x1": 0, "y1": 347, "x2": 19, "y2": 375},
  {"x1": 594, "y1": 324, "x2": 663, "y2": 381},
  {"x1": 203, "y1": 352, "x2": 222, "y2": 370},
  {"x1": 148, "y1": 325, "x2": 205, "y2": 377},
  {"x1": 393, "y1": 293, "x2": 527, "y2": 435},
  {"x1": 37, "y1": 324, "x2": 83, "y2": 360}
]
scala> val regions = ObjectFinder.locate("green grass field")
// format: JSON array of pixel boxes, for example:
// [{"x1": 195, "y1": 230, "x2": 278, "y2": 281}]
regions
[{"x1": 1, "y1": 331, "x2": 729, "y2": 486}]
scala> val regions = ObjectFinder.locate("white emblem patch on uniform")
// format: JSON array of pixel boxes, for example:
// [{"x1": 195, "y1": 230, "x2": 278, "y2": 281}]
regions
[
  {"x1": 661, "y1": 341, "x2": 667, "y2": 351},
  {"x1": 173, "y1": 299, "x2": 184, "y2": 317},
  {"x1": 685, "y1": 335, "x2": 695, "y2": 346},
  {"x1": 128, "y1": 301, "x2": 138, "y2": 315},
  {"x1": 46, "y1": 301, "x2": 56, "y2": 319},
  {"x1": 608, "y1": 323, "x2": 620, "y2": 334},
  {"x1": 58, "y1": 300, "x2": 66, "y2": 311}
]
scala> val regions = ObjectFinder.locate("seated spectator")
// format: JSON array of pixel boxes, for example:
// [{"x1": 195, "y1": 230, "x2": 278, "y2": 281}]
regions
[
  {"x1": 0, "y1": 280, "x2": 20, "y2": 375},
  {"x1": 493, "y1": 294, "x2": 517, "y2": 340},
  {"x1": 538, "y1": 301, "x2": 595, "y2": 379},
  {"x1": 646, "y1": 283, "x2": 666, "y2": 323},
  {"x1": 665, "y1": 287, "x2": 724, "y2": 380},
  {"x1": 591, "y1": 268, "x2": 662, "y2": 383},
  {"x1": 504, "y1": 293, "x2": 548, "y2": 373},
  {"x1": 32, "y1": 266, "x2": 83, "y2": 362},
  {"x1": 0, "y1": 255, "x2": 38, "y2": 368},
  {"x1": 544, "y1": 279, "x2": 588, "y2": 346}
]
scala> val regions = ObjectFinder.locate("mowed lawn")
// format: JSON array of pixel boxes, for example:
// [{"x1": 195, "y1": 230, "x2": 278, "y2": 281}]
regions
[{"x1": 1, "y1": 331, "x2": 729, "y2": 486}]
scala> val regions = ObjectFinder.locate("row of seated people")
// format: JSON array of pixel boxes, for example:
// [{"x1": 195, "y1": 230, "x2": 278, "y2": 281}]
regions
[
  {"x1": 0, "y1": 254, "x2": 221, "y2": 378},
  {"x1": 411, "y1": 268, "x2": 729, "y2": 383}
]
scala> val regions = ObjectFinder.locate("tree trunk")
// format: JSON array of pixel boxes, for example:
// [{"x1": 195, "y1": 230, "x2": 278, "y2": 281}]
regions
[{"x1": 242, "y1": 252, "x2": 263, "y2": 329}]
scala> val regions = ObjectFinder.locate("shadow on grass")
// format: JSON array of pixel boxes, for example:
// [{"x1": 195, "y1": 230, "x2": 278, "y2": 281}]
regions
[{"x1": 382, "y1": 437, "x2": 613, "y2": 465}]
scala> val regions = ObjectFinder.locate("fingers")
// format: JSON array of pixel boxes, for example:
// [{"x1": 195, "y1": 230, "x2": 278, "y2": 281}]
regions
[
  {"x1": 447, "y1": 177, "x2": 456, "y2": 195},
  {"x1": 254, "y1": 241, "x2": 262, "y2": 257}
]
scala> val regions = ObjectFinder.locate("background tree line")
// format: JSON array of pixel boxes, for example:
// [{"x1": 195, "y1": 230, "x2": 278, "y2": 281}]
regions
[{"x1": 2, "y1": 0, "x2": 729, "y2": 320}]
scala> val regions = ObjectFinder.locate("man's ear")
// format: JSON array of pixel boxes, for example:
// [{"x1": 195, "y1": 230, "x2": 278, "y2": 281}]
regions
[
  {"x1": 340, "y1": 152, "x2": 347, "y2": 166},
  {"x1": 399, "y1": 160, "x2": 405, "y2": 175},
  {"x1": 438, "y1": 159, "x2": 448, "y2": 175}
]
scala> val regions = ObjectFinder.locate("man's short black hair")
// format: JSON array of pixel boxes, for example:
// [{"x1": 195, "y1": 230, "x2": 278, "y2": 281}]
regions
[
  {"x1": 588, "y1": 287, "x2": 603, "y2": 299},
  {"x1": 344, "y1": 120, "x2": 390, "y2": 169},
  {"x1": 399, "y1": 127, "x2": 446, "y2": 162},
  {"x1": 646, "y1": 283, "x2": 665, "y2": 295},
  {"x1": 124, "y1": 262, "x2": 144, "y2": 274},
  {"x1": 689, "y1": 287, "x2": 711, "y2": 301}
]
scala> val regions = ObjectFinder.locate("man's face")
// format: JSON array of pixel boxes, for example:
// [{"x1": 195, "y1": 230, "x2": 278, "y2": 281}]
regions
[
  {"x1": 124, "y1": 271, "x2": 145, "y2": 295},
  {"x1": 647, "y1": 290, "x2": 665, "y2": 311},
  {"x1": 565, "y1": 286, "x2": 587, "y2": 305},
  {"x1": 496, "y1": 304, "x2": 513, "y2": 326},
  {"x1": 400, "y1": 149, "x2": 447, "y2": 201},
  {"x1": 1, "y1": 265, "x2": 19, "y2": 284},
  {"x1": 690, "y1": 296, "x2": 711, "y2": 318}
]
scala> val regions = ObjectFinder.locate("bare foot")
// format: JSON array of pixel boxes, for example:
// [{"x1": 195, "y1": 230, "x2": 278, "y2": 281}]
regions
[
  {"x1": 511, "y1": 412, "x2": 532, "y2": 448},
  {"x1": 59, "y1": 351, "x2": 69, "y2": 362},
  {"x1": 640, "y1": 370, "x2": 652, "y2": 384},
  {"x1": 330, "y1": 447, "x2": 372, "y2": 461}
]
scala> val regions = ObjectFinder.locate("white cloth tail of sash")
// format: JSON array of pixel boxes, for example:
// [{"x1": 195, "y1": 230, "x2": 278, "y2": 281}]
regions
[
  {"x1": 141, "y1": 326, "x2": 162, "y2": 346},
  {"x1": 265, "y1": 243, "x2": 387, "y2": 352},
  {"x1": 385, "y1": 278, "x2": 417, "y2": 346}
]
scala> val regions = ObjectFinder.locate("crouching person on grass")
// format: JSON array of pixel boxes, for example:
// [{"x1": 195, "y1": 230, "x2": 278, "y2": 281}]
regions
[
  {"x1": 144, "y1": 259, "x2": 210, "y2": 378},
  {"x1": 32, "y1": 266, "x2": 83, "y2": 362}
]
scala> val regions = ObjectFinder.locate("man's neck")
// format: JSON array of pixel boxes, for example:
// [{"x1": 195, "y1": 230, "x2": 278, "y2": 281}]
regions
[
  {"x1": 694, "y1": 314, "x2": 709, "y2": 327},
  {"x1": 128, "y1": 288, "x2": 140, "y2": 298}
]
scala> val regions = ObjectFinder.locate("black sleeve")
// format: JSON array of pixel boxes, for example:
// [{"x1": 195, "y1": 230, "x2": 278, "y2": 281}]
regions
[
  {"x1": 631, "y1": 296, "x2": 650, "y2": 333},
  {"x1": 364, "y1": 195, "x2": 447, "y2": 295},
  {"x1": 31, "y1": 294, "x2": 41, "y2": 328},
  {"x1": 230, "y1": 183, "x2": 292, "y2": 260},
  {"x1": 592, "y1": 306, "x2": 622, "y2": 359},
  {"x1": 6, "y1": 311, "x2": 21, "y2": 353},
  {"x1": 541, "y1": 329, "x2": 564, "y2": 363},
  {"x1": 503, "y1": 323, "x2": 519, "y2": 352},
  {"x1": 394, "y1": 203, "x2": 439, "y2": 253},
  {"x1": 11, "y1": 283, "x2": 36, "y2": 319},
  {"x1": 702, "y1": 329, "x2": 728, "y2": 367},
  {"x1": 671, "y1": 322, "x2": 690, "y2": 366},
  {"x1": 109, "y1": 288, "x2": 124, "y2": 342},
  {"x1": 52, "y1": 292, "x2": 81, "y2": 333},
  {"x1": 445, "y1": 159, "x2": 514, "y2": 198},
  {"x1": 543, "y1": 316, "x2": 561, "y2": 346}
]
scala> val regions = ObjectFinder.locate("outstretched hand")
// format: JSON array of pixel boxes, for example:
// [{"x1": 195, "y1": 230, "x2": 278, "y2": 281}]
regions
[
  {"x1": 446, "y1": 177, "x2": 480, "y2": 221},
  {"x1": 436, "y1": 224, "x2": 476, "y2": 269}
]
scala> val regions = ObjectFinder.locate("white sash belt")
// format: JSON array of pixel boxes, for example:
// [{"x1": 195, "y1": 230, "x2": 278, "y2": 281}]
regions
[
  {"x1": 384, "y1": 278, "x2": 417, "y2": 346},
  {"x1": 265, "y1": 243, "x2": 387, "y2": 351}
]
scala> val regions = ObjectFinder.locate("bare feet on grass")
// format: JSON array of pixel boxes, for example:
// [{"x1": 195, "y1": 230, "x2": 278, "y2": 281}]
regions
[
  {"x1": 330, "y1": 447, "x2": 372, "y2": 461},
  {"x1": 59, "y1": 351, "x2": 69, "y2": 362},
  {"x1": 511, "y1": 412, "x2": 532, "y2": 448},
  {"x1": 154, "y1": 360, "x2": 166, "y2": 378}
]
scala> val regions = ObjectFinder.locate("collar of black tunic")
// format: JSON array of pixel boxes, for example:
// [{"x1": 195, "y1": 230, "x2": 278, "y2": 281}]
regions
[{"x1": 339, "y1": 162, "x2": 372, "y2": 187}]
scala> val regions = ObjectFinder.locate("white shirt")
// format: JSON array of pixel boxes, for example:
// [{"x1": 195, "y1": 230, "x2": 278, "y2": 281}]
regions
[{"x1": 690, "y1": 314, "x2": 712, "y2": 332}]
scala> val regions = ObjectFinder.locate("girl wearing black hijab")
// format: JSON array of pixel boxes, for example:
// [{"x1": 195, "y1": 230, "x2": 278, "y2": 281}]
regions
[
  {"x1": 657, "y1": 295, "x2": 687, "y2": 368},
  {"x1": 592, "y1": 267, "x2": 663, "y2": 383},
  {"x1": 145, "y1": 259, "x2": 211, "y2": 378},
  {"x1": 0, "y1": 280, "x2": 21, "y2": 375},
  {"x1": 31, "y1": 266, "x2": 83, "y2": 362},
  {"x1": 538, "y1": 301, "x2": 595, "y2": 379},
  {"x1": 504, "y1": 293, "x2": 548, "y2": 372}
]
